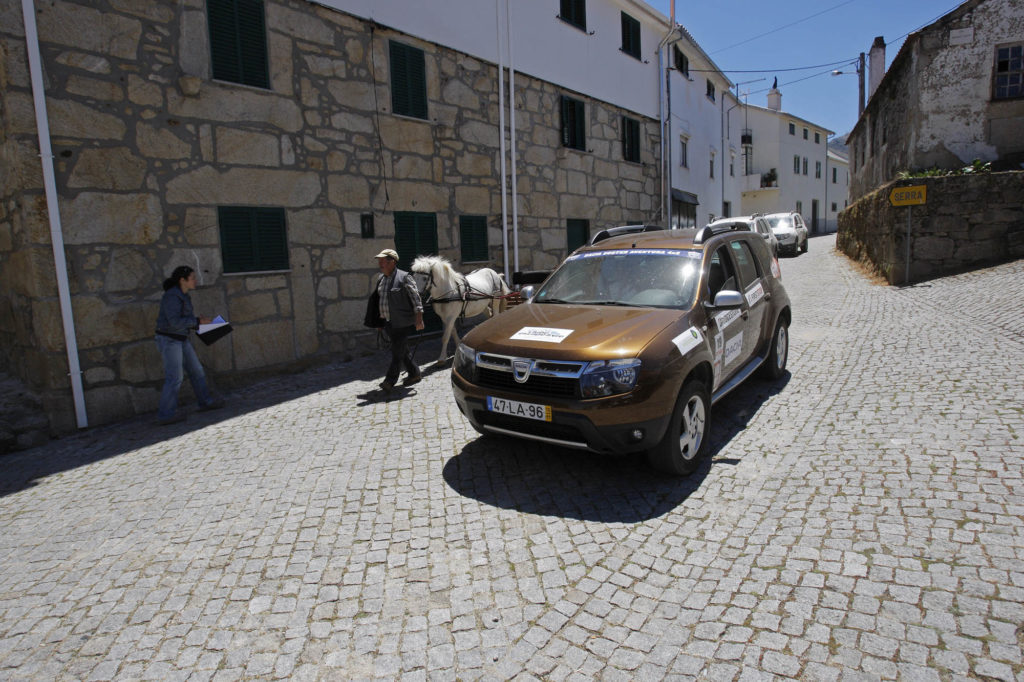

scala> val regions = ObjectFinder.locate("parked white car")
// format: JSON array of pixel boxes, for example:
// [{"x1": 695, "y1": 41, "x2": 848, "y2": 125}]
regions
[
  {"x1": 764, "y1": 212, "x2": 809, "y2": 256},
  {"x1": 707, "y1": 216, "x2": 779, "y2": 257}
]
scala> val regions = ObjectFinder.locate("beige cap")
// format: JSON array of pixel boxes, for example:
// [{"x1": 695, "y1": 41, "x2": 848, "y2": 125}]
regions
[{"x1": 374, "y1": 248, "x2": 399, "y2": 261}]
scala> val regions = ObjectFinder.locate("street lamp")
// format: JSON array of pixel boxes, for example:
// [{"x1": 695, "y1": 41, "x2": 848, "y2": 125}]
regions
[{"x1": 832, "y1": 53, "x2": 865, "y2": 116}]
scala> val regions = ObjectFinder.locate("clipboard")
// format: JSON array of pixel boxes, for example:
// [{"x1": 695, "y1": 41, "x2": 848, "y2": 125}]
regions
[{"x1": 197, "y1": 316, "x2": 232, "y2": 345}]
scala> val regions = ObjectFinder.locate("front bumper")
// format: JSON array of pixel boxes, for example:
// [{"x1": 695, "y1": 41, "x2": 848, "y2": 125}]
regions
[{"x1": 451, "y1": 373, "x2": 673, "y2": 455}]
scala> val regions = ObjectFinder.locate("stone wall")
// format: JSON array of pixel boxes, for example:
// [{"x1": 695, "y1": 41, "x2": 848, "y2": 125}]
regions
[
  {"x1": 0, "y1": 0, "x2": 660, "y2": 432},
  {"x1": 837, "y1": 172, "x2": 1024, "y2": 284}
]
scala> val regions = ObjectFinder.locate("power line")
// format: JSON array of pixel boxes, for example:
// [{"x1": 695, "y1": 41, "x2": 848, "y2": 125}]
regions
[
  {"x1": 686, "y1": 58, "x2": 859, "y2": 74},
  {"x1": 709, "y1": 0, "x2": 861, "y2": 54}
]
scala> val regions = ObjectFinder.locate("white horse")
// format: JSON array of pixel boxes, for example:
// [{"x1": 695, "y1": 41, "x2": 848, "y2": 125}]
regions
[{"x1": 410, "y1": 255, "x2": 512, "y2": 364}]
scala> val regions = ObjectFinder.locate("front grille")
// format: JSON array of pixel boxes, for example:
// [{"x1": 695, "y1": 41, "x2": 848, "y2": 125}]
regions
[{"x1": 477, "y1": 368, "x2": 578, "y2": 398}]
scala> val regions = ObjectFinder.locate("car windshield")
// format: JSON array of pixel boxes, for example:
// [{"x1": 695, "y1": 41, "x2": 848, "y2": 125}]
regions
[
  {"x1": 766, "y1": 216, "x2": 793, "y2": 230},
  {"x1": 534, "y1": 249, "x2": 701, "y2": 308}
]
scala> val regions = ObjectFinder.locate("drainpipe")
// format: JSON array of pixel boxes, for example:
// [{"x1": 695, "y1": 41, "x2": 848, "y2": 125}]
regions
[
  {"x1": 495, "y1": 0, "x2": 508, "y2": 278},
  {"x1": 657, "y1": 26, "x2": 681, "y2": 227},
  {"x1": 505, "y1": 0, "x2": 519, "y2": 271},
  {"x1": 22, "y1": 0, "x2": 88, "y2": 428}
]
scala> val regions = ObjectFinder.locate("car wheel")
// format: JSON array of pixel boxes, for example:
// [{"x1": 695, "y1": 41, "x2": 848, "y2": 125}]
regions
[
  {"x1": 801, "y1": 237, "x2": 808, "y2": 254},
  {"x1": 646, "y1": 381, "x2": 710, "y2": 476},
  {"x1": 761, "y1": 317, "x2": 789, "y2": 379}
]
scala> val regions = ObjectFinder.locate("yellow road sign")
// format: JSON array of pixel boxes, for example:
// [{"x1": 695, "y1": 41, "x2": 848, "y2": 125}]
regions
[{"x1": 890, "y1": 185, "x2": 927, "y2": 206}]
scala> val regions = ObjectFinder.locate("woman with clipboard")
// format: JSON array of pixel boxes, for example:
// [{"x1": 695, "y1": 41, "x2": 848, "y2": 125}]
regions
[{"x1": 154, "y1": 266, "x2": 225, "y2": 424}]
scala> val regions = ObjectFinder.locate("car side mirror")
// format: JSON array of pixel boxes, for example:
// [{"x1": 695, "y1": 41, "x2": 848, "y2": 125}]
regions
[
  {"x1": 520, "y1": 285, "x2": 536, "y2": 301},
  {"x1": 707, "y1": 290, "x2": 744, "y2": 309}
]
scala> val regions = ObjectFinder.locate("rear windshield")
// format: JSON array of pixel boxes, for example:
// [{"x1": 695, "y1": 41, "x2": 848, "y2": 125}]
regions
[{"x1": 534, "y1": 249, "x2": 702, "y2": 309}]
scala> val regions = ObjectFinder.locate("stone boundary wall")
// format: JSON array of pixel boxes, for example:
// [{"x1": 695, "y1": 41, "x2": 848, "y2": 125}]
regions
[
  {"x1": 837, "y1": 172, "x2": 1024, "y2": 285},
  {"x1": 0, "y1": 0, "x2": 660, "y2": 433}
]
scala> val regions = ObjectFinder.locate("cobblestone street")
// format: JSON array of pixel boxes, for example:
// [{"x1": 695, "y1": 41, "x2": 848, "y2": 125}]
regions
[{"x1": 1, "y1": 235, "x2": 1022, "y2": 680}]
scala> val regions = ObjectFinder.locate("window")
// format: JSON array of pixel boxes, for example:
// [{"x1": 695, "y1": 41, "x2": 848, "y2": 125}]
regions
[
  {"x1": 620, "y1": 12, "x2": 641, "y2": 59},
  {"x1": 674, "y1": 47, "x2": 689, "y2": 76},
  {"x1": 788, "y1": 123, "x2": 795, "y2": 135},
  {"x1": 729, "y1": 153, "x2": 735, "y2": 177},
  {"x1": 815, "y1": 132, "x2": 821, "y2": 144},
  {"x1": 803, "y1": 128, "x2": 808, "y2": 140},
  {"x1": 795, "y1": 201, "x2": 803, "y2": 215},
  {"x1": 360, "y1": 213, "x2": 374, "y2": 238},
  {"x1": 802, "y1": 157, "x2": 808, "y2": 175},
  {"x1": 390, "y1": 40, "x2": 428, "y2": 119},
  {"x1": 793, "y1": 155, "x2": 800, "y2": 174},
  {"x1": 722, "y1": 201, "x2": 731, "y2": 218},
  {"x1": 394, "y1": 212, "x2": 438, "y2": 263},
  {"x1": 815, "y1": 161, "x2": 821, "y2": 179},
  {"x1": 218, "y1": 206, "x2": 288, "y2": 273},
  {"x1": 706, "y1": 80, "x2": 716, "y2": 102},
  {"x1": 561, "y1": 96, "x2": 586, "y2": 150},
  {"x1": 622, "y1": 116, "x2": 641, "y2": 163},
  {"x1": 832, "y1": 167, "x2": 837, "y2": 184},
  {"x1": 728, "y1": 240, "x2": 760, "y2": 288},
  {"x1": 559, "y1": 0, "x2": 586, "y2": 31},
  {"x1": 831, "y1": 202, "x2": 838, "y2": 212},
  {"x1": 994, "y1": 44, "x2": 1023, "y2": 99},
  {"x1": 680, "y1": 136, "x2": 689, "y2": 167},
  {"x1": 709, "y1": 151, "x2": 715, "y2": 179},
  {"x1": 207, "y1": 0, "x2": 269, "y2": 88},
  {"x1": 460, "y1": 215, "x2": 488, "y2": 262},
  {"x1": 567, "y1": 219, "x2": 590, "y2": 252}
]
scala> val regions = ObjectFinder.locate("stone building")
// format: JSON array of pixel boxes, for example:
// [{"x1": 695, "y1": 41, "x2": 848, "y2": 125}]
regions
[
  {"x1": 0, "y1": 0, "x2": 661, "y2": 433},
  {"x1": 847, "y1": 0, "x2": 1024, "y2": 199}
]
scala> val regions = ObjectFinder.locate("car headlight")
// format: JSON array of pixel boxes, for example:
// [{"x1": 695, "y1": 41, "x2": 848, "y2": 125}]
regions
[
  {"x1": 580, "y1": 358, "x2": 641, "y2": 398},
  {"x1": 455, "y1": 342, "x2": 476, "y2": 380}
]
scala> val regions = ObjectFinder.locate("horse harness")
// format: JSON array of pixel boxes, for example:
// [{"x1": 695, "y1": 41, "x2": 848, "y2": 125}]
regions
[{"x1": 418, "y1": 269, "x2": 512, "y2": 319}]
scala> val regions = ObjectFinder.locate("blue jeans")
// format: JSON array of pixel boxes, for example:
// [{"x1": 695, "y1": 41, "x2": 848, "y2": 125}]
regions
[{"x1": 156, "y1": 334, "x2": 214, "y2": 419}]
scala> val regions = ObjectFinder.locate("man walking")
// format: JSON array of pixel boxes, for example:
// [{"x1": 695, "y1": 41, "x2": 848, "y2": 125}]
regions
[{"x1": 373, "y1": 249, "x2": 424, "y2": 392}]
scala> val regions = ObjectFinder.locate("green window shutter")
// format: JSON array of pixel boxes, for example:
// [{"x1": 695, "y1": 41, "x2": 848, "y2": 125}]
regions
[
  {"x1": 621, "y1": 13, "x2": 640, "y2": 59},
  {"x1": 390, "y1": 40, "x2": 428, "y2": 119},
  {"x1": 218, "y1": 206, "x2": 288, "y2": 273},
  {"x1": 561, "y1": 96, "x2": 585, "y2": 151},
  {"x1": 622, "y1": 116, "x2": 640, "y2": 163},
  {"x1": 394, "y1": 212, "x2": 438, "y2": 265},
  {"x1": 207, "y1": 0, "x2": 269, "y2": 89},
  {"x1": 460, "y1": 216, "x2": 489, "y2": 262},
  {"x1": 567, "y1": 219, "x2": 589, "y2": 252},
  {"x1": 560, "y1": 0, "x2": 586, "y2": 30}
]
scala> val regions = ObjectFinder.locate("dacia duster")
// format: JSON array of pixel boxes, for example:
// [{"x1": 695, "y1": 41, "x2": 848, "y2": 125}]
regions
[{"x1": 451, "y1": 225, "x2": 792, "y2": 475}]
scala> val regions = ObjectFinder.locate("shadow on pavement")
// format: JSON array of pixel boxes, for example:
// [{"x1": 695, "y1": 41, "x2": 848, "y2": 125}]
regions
[
  {"x1": 0, "y1": 337, "x2": 450, "y2": 498},
  {"x1": 442, "y1": 372, "x2": 790, "y2": 523}
]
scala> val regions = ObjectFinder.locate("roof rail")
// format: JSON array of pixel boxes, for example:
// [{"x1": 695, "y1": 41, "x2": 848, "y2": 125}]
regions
[
  {"x1": 693, "y1": 222, "x2": 750, "y2": 244},
  {"x1": 589, "y1": 224, "x2": 667, "y2": 245}
]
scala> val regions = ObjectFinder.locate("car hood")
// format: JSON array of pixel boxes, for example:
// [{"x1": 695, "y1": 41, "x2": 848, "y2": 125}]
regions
[{"x1": 462, "y1": 303, "x2": 686, "y2": 360}]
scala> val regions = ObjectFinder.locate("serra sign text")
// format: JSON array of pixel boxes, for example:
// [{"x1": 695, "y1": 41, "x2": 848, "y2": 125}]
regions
[{"x1": 890, "y1": 185, "x2": 927, "y2": 206}]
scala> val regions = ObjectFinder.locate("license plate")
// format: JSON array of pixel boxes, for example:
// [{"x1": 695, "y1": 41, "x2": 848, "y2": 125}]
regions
[{"x1": 487, "y1": 396, "x2": 552, "y2": 422}]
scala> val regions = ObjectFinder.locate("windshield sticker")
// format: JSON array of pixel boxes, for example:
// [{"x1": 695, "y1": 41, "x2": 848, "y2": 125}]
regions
[
  {"x1": 672, "y1": 327, "x2": 705, "y2": 356},
  {"x1": 567, "y1": 249, "x2": 698, "y2": 261},
  {"x1": 715, "y1": 308, "x2": 742, "y2": 331},
  {"x1": 745, "y1": 282, "x2": 765, "y2": 306},
  {"x1": 770, "y1": 259, "x2": 781, "y2": 279},
  {"x1": 510, "y1": 327, "x2": 573, "y2": 343},
  {"x1": 724, "y1": 332, "x2": 744, "y2": 366}
]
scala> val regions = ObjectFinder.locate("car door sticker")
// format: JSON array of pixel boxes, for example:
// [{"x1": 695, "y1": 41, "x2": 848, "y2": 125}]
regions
[
  {"x1": 770, "y1": 259, "x2": 781, "y2": 279},
  {"x1": 672, "y1": 326, "x2": 705, "y2": 356},
  {"x1": 714, "y1": 308, "x2": 742, "y2": 331},
  {"x1": 712, "y1": 330, "x2": 724, "y2": 386},
  {"x1": 510, "y1": 327, "x2": 573, "y2": 342},
  {"x1": 744, "y1": 282, "x2": 765, "y2": 306},
  {"x1": 724, "y1": 331, "x2": 744, "y2": 365}
]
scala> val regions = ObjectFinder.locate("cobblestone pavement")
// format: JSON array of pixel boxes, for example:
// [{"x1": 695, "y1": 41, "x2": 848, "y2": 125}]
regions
[{"x1": 1, "y1": 235, "x2": 1022, "y2": 681}]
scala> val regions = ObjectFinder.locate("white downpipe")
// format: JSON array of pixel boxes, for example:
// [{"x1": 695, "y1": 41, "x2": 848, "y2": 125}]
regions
[
  {"x1": 505, "y1": 0, "x2": 519, "y2": 272},
  {"x1": 21, "y1": 0, "x2": 88, "y2": 428},
  {"x1": 495, "y1": 0, "x2": 508, "y2": 278}
]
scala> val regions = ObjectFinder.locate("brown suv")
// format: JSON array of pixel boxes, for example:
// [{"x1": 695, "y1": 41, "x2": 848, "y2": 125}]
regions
[{"x1": 451, "y1": 225, "x2": 791, "y2": 475}]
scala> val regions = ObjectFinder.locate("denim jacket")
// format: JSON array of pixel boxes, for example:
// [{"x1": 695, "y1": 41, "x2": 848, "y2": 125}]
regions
[{"x1": 155, "y1": 287, "x2": 199, "y2": 339}]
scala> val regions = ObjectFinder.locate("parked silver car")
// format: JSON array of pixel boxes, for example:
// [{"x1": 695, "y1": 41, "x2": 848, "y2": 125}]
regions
[
  {"x1": 707, "y1": 216, "x2": 779, "y2": 257},
  {"x1": 764, "y1": 212, "x2": 809, "y2": 256}
]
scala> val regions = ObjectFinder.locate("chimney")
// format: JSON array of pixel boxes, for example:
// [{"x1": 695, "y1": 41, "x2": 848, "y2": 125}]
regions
[
  {"x1": 868, "y1": 36, "x2": 885, "y2": 98},
  {"x1": 766, "y1": 86, "x2": 781, "y2": 111}
]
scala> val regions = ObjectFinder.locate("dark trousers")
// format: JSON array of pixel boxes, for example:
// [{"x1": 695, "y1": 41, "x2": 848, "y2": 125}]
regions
[{"x1": 384, "y1": 323, "x2": 419, "y2": 385}]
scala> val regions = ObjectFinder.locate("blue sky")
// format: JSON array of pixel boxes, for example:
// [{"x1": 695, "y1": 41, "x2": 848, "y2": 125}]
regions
[{"x1": 645, "y1": 0, "x2": 967, "y2": 139}]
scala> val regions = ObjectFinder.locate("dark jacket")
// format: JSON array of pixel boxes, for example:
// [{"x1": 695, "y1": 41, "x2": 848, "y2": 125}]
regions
[
  {"x1": 156, "y1": 286, "x2": 199, "y2": 339},
  {"x1": 377, "y1": 268, "x2": 423, "y2": 328}
]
